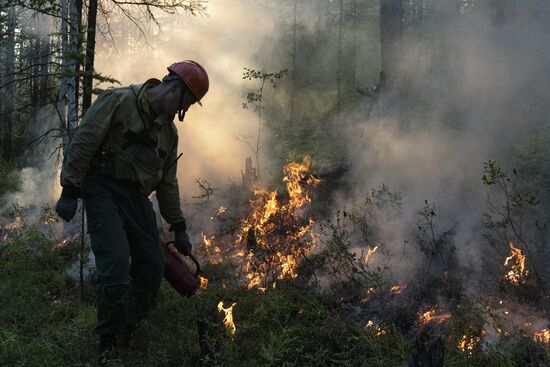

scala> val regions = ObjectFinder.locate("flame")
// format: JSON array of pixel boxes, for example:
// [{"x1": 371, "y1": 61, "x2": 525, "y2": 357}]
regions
[
  {"x1": 210, "y1": 206, "x2": 227, "y2": 220},
  {"x1": 52, "y1": 238, "x2": 70, "y2": 250},
  {"x1": 364, "y1": 245, "x2": 380, "y2": 265},
  {"x1": 389, "y1": 284, "x2": 407, "y2": 295},
  {"x1": 217, "y1": 301, "x2": 237, "y2": 336},
  {"x1": 418, "y1": 309, "x2": 451, "y2": 325},
  {"x1": 534, "y1": 329, "x2": 550, "y2": 346},
  {"x1": 3, "y1": 216, "x2": 23, "y2": 231},
  {"x1": 278, "y1": 254, "x2": 298, "y2": 279},
  {"x1": 365, "y1": 320, "x2": 387, "y2": 336},
  {"x1": 503, "y1": 242, "x2": 529, "y2": 285},
  {"x1": 236, "y1": 157, "x2": 319, "y2": 289},
  {"x1": 199, "y1": 276, "x2": 209, "y2": 290},
  {"x1": 202, "y1": 233, "x2": 223, "y2": 264},
  {"x1": 458, "y1": 335, "x2": 480, "y2": 355}
]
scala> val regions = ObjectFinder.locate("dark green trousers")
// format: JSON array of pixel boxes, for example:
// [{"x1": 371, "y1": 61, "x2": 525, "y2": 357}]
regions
[{"x1": 82, "y1": 175, "x2": 165, "y2": 336}]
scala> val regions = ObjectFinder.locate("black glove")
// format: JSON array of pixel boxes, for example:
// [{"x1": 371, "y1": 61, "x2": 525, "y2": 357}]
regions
[
  {"x1": 55, "y1": 196, "x2": 78, "y2": 222},
  {"x1": 55, "y1": 186, "x2": 80, "y2": 222},
  {"x1": 174, "y1": 230, "x2": 192, "y2": 256}
]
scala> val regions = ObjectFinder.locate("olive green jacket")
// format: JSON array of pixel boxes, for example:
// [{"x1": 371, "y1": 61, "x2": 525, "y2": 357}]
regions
[{"x1": 60, "y1": 79, "x2": 185, "y2": 226}]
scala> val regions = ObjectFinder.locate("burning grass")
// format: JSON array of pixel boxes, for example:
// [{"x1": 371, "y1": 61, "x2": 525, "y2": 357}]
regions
[{"x1": 2, "y1": 159, "x2": 550, "y2": 366}]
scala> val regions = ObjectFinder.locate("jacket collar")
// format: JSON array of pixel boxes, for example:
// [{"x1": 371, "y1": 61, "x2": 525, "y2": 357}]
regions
[{"x1": 131, "y1": 78, "x2": 165, "y2": 127}]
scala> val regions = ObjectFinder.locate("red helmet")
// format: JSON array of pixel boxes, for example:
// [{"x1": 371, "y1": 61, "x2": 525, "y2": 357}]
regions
[{"x1": 167, "y1": 60, "x2": 209, "y2": 106}]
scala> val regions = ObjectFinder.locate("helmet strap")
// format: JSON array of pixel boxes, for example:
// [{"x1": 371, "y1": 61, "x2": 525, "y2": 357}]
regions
[{"x1": 178, "y1": 109, "x2": 186, "y2": 122}]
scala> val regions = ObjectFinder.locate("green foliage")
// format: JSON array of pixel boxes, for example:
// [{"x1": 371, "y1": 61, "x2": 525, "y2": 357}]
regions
[
  {"x1": 242, "y1": 68, "x2": 288, "y2": 112},
  {"x1": 416, "y1": 200, "x2": 457, "y2": 267},
  {"x1": 2, "y1": 213, "x2": 550, "y2": 366},
  {"x1": 481, "y1": 160, "x2": 540, "y2": 262},
  {"x1": 0, "y1": 225, "x2": 96, "y2": 366}
]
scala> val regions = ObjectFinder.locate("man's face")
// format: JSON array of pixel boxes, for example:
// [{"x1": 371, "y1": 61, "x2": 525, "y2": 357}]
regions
[
  {"x1": 162, "y1": 82, "x2": 184, "y2": 117},
  {"x1": 162, "y1": 82, "x2": 196, "y2": 121}
]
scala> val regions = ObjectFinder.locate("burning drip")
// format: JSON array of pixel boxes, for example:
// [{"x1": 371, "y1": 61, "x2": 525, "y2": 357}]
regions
[
  {"x1": 236, "y1": 157, "x2": 320, "y2": 289},
  {"x1": 458, "y1": 335, "x2": 480, "y2": 355},
  {"x1": 365, "y1": 320, "x2": 387, "y2": 336},
  {"x1": 217, "y1": 301, "x2": 237, "y2": 336},
  {"x1": 503, "y1": 242, "x2": 529, "y2": 285},
  {"x1": 203, "y1": 233, "x2": 223, "y2": 264},
  {"x1": 210, "y1": 206, "x2": 227, "y2": 220},
  {"x1": 418, "y1": 309, "x2": 451, "y2": 325},
  {"x1": 534, "y1": 329, "x2": 550, "y2": 346},
  {"x1": 199, "y1": 276, "x2": 209, "y2": 290}
]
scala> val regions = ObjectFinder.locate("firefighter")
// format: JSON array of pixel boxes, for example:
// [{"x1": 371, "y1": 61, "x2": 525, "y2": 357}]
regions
[{"x1": 54, "y1": 60, "x2": 209, "y2": 355}]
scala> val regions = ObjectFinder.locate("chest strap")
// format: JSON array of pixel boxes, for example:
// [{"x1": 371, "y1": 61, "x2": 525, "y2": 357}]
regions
[{"x1": 110, "y1": 131, "x2": 166, "y2": 170}]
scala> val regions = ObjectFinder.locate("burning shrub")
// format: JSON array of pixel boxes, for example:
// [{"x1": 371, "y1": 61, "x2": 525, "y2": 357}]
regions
[{"x1": 233, "y1": 156, "x2": 320, "y2": 290}]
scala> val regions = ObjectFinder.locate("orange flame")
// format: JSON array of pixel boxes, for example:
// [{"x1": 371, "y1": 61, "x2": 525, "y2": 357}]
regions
[
  {"x1": 418, "y1": 309, "x2": 451, "y2": 325},
  {"x1": 199, "y1": 276, "x2": 209, "y2": 290},
  {"x1": 236, "y1": 157, "x2": 319, "y2": 289},
  {"x1": 365, "y1": 320, "x2": 387, "y2": 336},
  {"x1": 210, "y1": 206, "x2": 227, "y2": 220},
  {"x1": 4, "y1": 216, "x2": 23, "y2": 231},
  {"x1": 534, "y1": 329, "x2": 550, "y2": 346},
  {"x1": 503, "y1": 242, "x2": 529, "y2": 285},
  {"x1": 389, "y1": 284, "x2": 407, "y2": 295},
  {"x1": 364, "y1": 245, "x2": 380, "y2": 265},
  {"x1": 217, "y1": 301, "x2": 237, "y2": 336},
  {"x1": 458, "y1": 335, "x2": 480, "y2": 355},
  {"x1": 203, "y1": 233, "x2": 223, "y2": 264}
]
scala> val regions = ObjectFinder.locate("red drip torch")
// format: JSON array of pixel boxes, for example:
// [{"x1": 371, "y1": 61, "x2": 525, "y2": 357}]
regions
[{"x1": 161, "y1": 241, "x2": 202, "y2": 297}]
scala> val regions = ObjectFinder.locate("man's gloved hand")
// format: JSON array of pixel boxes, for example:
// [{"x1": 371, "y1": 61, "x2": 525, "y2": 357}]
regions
[
  {"x1": 55, "y1": 185, "x2": 80, "y2": 222},
  {"x1": 174, "y1": 230, "x2": 192, "y2": 256},
  {"x1": 55, "y1": 196, "x2": 78, "y2": 222}
]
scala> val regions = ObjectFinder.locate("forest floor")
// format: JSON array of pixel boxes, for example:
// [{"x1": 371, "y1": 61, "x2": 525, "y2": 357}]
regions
[{"x1": 1, "y1": 219, "x2": 549, "y2": 367}]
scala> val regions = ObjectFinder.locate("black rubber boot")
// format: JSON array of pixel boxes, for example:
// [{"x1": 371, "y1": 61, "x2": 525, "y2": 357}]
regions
[
  {"x1": 98, "y1": 333, "x2": 120, "y2": 363},
  {"x1": 119, "y1": 322, "x2": 137, "y2": 349}
]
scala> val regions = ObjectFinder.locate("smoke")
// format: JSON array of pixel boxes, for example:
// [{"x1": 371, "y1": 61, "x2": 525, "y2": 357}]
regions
[
  {"x1": 0, "y1": 106, "x2": 61, "y2": 215},
  {"x1": 95, "y1": 0, "x2": 279, "y2": 202},
  {"x1": 338, "y1": 3, "x2": 550, "y2": 287},
  {"x1": 4, "y1": 0, "x2": 550, "y2": 297}
]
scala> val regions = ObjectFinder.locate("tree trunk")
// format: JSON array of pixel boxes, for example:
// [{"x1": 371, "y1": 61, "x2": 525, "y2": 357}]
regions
[
  {"x1": 82, "y1": 0, "x2": 98, "y2": 114},
  {"x1": 491, "y1": 0, "x2": 506, "y2": 27},
  {"x1": 39, "y1": 38, "x2": 50, "y2": 104},
  {"x1": 3, "y1": 7, "x2": 16, "y2": 161},
  {"x1": 290, "y1": 0, "x2": 297, "y2": 123},
  {"x1": 73, "y1": 0, "x2": 82, "y2": 121},
  {"x1": 379, "y1": 0, "x2": 403, "y2": 92},
  {"x1": 67, "y1": 0, "x2": 79, "y2": 130},
  {"x1": 58, "y1": 0, "x2": 69, "y2": 148},
  {"x1": 336, "y1": 0, "x2": 343, "y2": 115},
  {"x1": 31, "y1": 38, "x2": 41, "y2": 105},
  {"x1": 351, "y1": 0, "x2": 357, "y2": 89}
]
